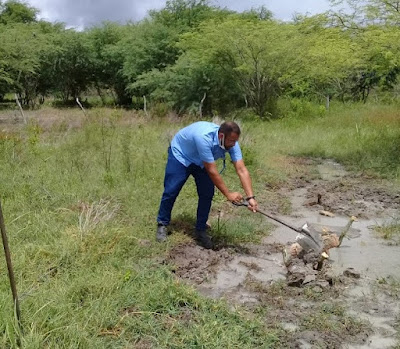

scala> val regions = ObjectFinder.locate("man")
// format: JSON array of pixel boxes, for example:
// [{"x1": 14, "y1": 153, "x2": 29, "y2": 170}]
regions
[{"x1": 156, "y1": 121, "x2": 258, "y2": 249}]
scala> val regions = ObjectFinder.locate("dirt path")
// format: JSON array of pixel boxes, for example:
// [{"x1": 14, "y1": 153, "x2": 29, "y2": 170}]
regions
[{"x1": 166, "y1": 159, "x2": 400, "y2": 349}]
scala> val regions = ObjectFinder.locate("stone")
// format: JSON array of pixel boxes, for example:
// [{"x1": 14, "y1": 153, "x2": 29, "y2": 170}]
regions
[
  {"x1": 319, "y1": 210, "x2": 335, "y2": 217},
  {"x1": 302, "y1": 274, "x2": 316, "y2": 285},
  {"x1": 343, "y1": 267, "x2": 361, "y2": 279}
]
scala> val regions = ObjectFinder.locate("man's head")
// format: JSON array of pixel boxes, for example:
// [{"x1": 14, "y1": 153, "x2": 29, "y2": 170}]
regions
[{"x1": 218, "y1": 121, "x2": 240, "y2": 150}]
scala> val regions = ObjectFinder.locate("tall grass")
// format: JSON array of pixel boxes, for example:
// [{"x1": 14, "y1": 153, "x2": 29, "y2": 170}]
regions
[
  {"x1": 0, "y1": 109, "x2": 278, "y2": 348},
  {"x1": 0, "y1": 103, "x2": 399, "y2": 347},
  {"x1": 244, "y1": 102, "x2": 400, "y2": 182}
]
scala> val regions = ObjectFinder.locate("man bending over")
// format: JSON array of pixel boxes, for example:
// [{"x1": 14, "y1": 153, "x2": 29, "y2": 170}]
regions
[{"x1": 156, "y1": 121, "x2": 258, "y2": 249}]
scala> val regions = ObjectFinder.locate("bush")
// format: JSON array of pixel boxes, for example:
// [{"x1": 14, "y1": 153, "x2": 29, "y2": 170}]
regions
[
  {"x1": 150, "y1": 102, "x2": 171, "y2": 118},
  {"x1": 278, "y1": 97, "x2": 326, "y2": 119}
]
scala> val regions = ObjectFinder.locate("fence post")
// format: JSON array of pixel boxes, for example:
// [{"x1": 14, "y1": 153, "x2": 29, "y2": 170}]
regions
[{"x1": 0, "y1": 198, "x2": 21, "y2": 326}]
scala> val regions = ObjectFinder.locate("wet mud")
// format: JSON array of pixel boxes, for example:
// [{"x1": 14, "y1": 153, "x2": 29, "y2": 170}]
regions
[{"x1": 166, "y1": 159, "x2": 400, "y2": 348}]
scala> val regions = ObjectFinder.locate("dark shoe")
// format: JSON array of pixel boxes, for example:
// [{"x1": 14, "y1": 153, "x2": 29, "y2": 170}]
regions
[
  {"x1": 156, "y1": 224, "x2": 168, "y2": 242},
  {"x1": 195, "y1": 230, "x2": 213, "y2": 249}
]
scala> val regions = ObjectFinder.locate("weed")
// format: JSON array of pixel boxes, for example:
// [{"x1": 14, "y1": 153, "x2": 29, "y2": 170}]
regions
[
  {"x1": 374, "y1": 217, "x2": 400, "y2": 242},
  {"x1": 300, "y1": 302, "x2": 368, "y2": 336}
]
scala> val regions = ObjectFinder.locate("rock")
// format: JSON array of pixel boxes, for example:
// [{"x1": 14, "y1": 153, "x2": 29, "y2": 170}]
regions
[
  {"x1": 302, "y1": 274, "x2": 316, "y2": 285},
  {"x1": 287, "y1": 273, "x2": 304, "y2": 287},
  {"x1": 302, "y1": 252, "x2": 321, "y2": 266},
  {"x1": 312, "y1": 286, "x2": 323, "y2": 293},
  {"x1": 323, "y1": 271, "x2": 336, "y2": 285},
  {"x1": 343, "y1": 268, "x2": 361, "y2": 279},
  {"x1": 287, "y1": 263, "x2": 309, "y2": 276},
  {"x1": 314, "y1": 280, "x2": 330, "y2": 289},
  {"x1": 319, "y1": 210, "x2": 335, "y2": 217},
  {"x1": 321, "y1": 234, "x2": 340, "y2": 251}
]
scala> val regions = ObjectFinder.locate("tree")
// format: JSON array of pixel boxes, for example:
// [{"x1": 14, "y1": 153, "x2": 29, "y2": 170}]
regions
[
  {"x1": 149, "y1": 0, "x2": 229, "y2": 31},
  {"x1": 121, "y1": 20, "x2": 181, "y2": 105},
  {"x1": 0, "y1": 0, "x2": 38, "y2": 24},
  {"x1": 46, "y1": 30, "x2": 94, "y2": 102},
  {"x1": 87, "y1": 22, "x2": 128, "y2": 105},
  {"x1": 0, "y1": 21, "x2": 54, "y2": 106},
  {"x1": 287, "y1": 15, "x2": 362, "y2": 102},
  {"x1": 175, "y1": 17, "x2": 300, "y2": 117},
  {"x1": 327, "y1": 1, "x2": 400, "y2": 101},
  {"x1": 329, "y1": 0, "x2": 400, "y2": 26}
]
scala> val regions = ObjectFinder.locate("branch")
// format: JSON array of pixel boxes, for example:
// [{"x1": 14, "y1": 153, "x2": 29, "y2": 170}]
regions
[
  {"x1": 199, "y1": 92, "x2": 206, "y2": 118},
  {"x1": 14, "y1": 93, "x2": 27, "y2": 124},
  {"x1": 76, "y1": 97, "x2": 87, "y2": 116}
]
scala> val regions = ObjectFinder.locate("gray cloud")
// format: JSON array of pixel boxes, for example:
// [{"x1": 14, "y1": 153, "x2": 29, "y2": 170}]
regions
[
  {"x1": 29, "y1": 0, "x2": 165, "y2": 29},
  {"x1": 27, "y1": 0, "x2": 331, "y2": 29}
]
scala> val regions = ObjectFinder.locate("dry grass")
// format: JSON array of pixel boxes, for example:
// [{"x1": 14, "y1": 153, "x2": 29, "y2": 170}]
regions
[{"x1": 78, "y1": 199, "x2": 120, "y2": 239}]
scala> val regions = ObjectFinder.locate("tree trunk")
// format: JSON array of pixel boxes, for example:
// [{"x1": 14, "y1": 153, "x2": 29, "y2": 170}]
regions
[{"x1": 325, "y1": 95, "x2": 330, "y2": 110}]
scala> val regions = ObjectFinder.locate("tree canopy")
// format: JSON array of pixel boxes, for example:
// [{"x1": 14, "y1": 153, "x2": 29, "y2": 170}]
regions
[{"x1": 0, "y1": 0, "x2": 399, "y2": 115}]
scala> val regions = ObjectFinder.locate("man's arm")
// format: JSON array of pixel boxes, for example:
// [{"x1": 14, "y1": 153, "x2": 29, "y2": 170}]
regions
[
  {"x1": 203, "y1": 162, "x2": 242, "y2": 203},
  {"x1": 233, "y1": 159, "x2": 258, "y2": 212}
]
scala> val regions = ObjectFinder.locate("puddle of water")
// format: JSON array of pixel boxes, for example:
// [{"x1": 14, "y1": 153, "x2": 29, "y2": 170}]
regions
[
  {"x1": 346, "y1": 336, "x2": 398, "y2": 349},
  {"x1": 317, "y1": 159, "x2": 348, "y2": 181},
  {"x1": 348, "y1": 311, "x2": 397, "y2": 335},
  {"x1": 214, "y1": 255, "x2": 285, "y2": 288},
  {"x1": 344, "y1": 285, "x2": 372, "y2": 298},
  {"x1": 329, "y1": 220, "x2": 400, "y2": 279},
  {"x1": 264, "y1": 187, "x2": 400, "y2": 279},
  {"x1": 199, "y1": 253, "x2": 287, "y2": 298}
]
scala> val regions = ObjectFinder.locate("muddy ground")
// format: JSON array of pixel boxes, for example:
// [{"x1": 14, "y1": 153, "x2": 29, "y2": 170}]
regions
[{"x1": 166, "y1": 159, "x2": 400, "y2": 349}]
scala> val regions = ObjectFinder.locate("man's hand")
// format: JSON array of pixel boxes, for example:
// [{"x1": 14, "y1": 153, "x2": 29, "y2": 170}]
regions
[
  {"x1": 226, "y1": 192, "x2": 243, "y2": 203},
  {"x1": 247, "y1": 198, "x2": 258, "y2": 213}
]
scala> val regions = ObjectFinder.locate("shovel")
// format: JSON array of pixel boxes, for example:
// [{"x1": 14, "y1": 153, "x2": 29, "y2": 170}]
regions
[{"x1": 233, "y1": 199, "x2": 320, "y2": 245}]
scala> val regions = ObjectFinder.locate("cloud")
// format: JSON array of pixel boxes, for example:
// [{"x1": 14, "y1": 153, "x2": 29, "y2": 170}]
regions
[
  {"x1": 27, "y1": 0, "x2": 331, "y2": 29},
  {"x1": 29, "y1": 0, "x2": 165, "y2": 29}
]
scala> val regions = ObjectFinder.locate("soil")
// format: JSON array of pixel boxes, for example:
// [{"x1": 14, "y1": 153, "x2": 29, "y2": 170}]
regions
[{"x1": 166, "y1": 159, "x2": 400, "y2": 349}]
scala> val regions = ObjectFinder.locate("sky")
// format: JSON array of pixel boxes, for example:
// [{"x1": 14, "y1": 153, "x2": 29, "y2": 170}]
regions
[{"x1": 25, "y1": 0, "x2": 333, "y2": 29}]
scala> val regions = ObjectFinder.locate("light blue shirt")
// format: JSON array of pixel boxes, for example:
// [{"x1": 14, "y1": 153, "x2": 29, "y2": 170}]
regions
[{"x1": 171, "y1": 121, "x2": 242, "y2": 168}]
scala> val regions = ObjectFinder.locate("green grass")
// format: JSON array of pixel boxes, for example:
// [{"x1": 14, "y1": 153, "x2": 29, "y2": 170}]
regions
[
  {"x1": 0, "y1": 102, "x2": 399, "y2": 347},
  {"x1": 241, "y1": 101, "x2": 400, "y2": 181},
  {"x1": 300, "y1": 302, "x2": 367, "y2": 336},
  {"x1": 374, "y1": 218, "x2": 400, "y2": 242},
  {"x1": 0, "y1": 109, "x2": 279, "y2": 348}
]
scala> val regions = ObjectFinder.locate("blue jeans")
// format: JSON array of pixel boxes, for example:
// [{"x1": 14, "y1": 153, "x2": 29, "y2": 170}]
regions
[{"x1": 157, "y1": 148, "x2": 215, "y2": 231}]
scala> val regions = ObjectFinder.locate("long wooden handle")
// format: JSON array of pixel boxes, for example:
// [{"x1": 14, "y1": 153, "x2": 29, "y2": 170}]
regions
[
  {"x1": 0, "y1": 199, "x2": 21, "y2": 325},
  {"x1": 256, "y1": 208, "x2": 300, "y2": 233}
]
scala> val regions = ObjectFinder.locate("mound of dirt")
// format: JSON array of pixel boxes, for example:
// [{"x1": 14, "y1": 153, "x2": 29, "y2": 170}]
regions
[
  {"x1": 166, "y1": 243, "x2": 234, "y2": 284},
  {"x1": 304, "y1": 178, "x2": 400, "y2": 218}
]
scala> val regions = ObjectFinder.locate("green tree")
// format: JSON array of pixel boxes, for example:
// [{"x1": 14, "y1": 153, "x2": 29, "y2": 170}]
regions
[
  {"x1": 176, "y1": 17, "x2": 300, "y2": 117},
  {"x1": 47, "y1": 30, "x2": 94, "y2": 102},
  {"x1": 328, "y1": 1, "x2": 400, "y2": 101},
  {"x1": 87, "y1": 22, "x2": 128, "y2": 105},
  {"x1": 149, "y1": 0, "x2": 229, "y2": 31},
  {"x1": 0, "y1": 22, "x2": 53, "y2": 106},
  {"x1": 330, "y1": 0, "x2": 400, "y2": 26},
  {"x1": 0, "y1": 0, "x2": 38, "y2": 24},
  {"x1": 288, "y1": 15, "x2": 362, "y2": 102},
  {"x1": 123, "y1": 0, "x2": 232, "y2": 108}
]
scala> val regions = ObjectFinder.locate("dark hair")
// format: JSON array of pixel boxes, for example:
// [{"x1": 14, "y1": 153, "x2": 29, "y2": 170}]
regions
[{"x1": 219, "y1": 121, "x2": 241, "y2": 136}]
